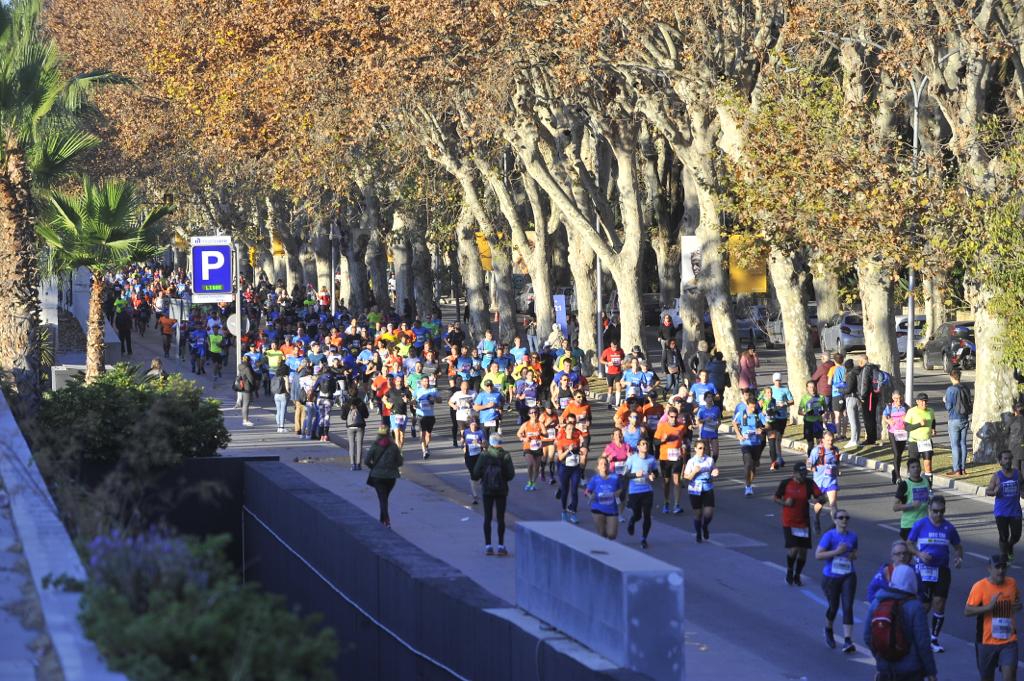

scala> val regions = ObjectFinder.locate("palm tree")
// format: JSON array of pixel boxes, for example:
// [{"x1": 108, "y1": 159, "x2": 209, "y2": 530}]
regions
[
  {"x1": 37, "y1": 176, "x2": 170, "y2": 382},
  {"x1": 0, "y1": 0, "x2": 125, "y2": 411}
]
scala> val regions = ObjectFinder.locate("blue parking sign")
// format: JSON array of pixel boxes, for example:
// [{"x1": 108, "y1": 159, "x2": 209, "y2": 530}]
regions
[{"x1": 190, "y1": 236, "x2": 234, "y2": 303}]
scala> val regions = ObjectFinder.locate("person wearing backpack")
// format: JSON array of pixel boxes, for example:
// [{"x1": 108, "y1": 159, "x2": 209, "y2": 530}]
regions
[
  {"x1": 857, "y1": 356, "x2": 883, "y2": 446},
  {"x1": 842, "y1": 359, "x2": 861, "y2": 449},
  {"x1": 864, "y1": 563, "x2": 937, "y2": 681},
  {"x1": 964, "y1": 554, "x2": 1021, "y2": 681},
  {"x1": 944, "y1": 369, "x2": 973, "y2": 476},
  {"x1": 339, "y1": 384, "x2": 369, "y2": 470},
  {"x1": 472, "y1": 434, "x2": 516, "y2": 556}
]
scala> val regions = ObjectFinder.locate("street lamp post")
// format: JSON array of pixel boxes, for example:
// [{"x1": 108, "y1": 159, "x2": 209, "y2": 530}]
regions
[
  {"x1": 905, "y1": 75, "x2": 928, "y2": 403},
  {"x1": 329, "y1": 221, "x2": 340, "y2": 318}
]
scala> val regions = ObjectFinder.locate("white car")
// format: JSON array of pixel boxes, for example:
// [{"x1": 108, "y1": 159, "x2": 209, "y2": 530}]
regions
[{"x1": 895, "y1": 315, "x2": 926, "y2": 357}]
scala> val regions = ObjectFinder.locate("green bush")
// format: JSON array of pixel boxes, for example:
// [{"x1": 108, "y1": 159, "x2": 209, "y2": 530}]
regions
[
  {"x1": 81, "y1": 531, "x2": 337, "y2": 681},
  {"x1": 32, "y1": 364, "x2": 231, "y2": 538}
]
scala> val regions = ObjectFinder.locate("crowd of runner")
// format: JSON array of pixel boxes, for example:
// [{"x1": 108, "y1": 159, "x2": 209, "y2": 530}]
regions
[{"x1": 100, "y1": 263, "x2": 1021, "y2": 681}]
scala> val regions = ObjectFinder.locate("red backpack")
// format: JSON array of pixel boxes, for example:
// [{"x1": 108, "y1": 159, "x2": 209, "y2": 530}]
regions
[{"x1": 870, "y1": 597, "x2": 912, "y2": 661}]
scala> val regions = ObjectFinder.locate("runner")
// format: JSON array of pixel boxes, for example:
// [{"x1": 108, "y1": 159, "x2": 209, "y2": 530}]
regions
[
  {"x1": 907, "y1": 494, "x2": 964, "y2": 653},
  {"x1": 964, "y1": 554, "x2": 1021, "y2": 681},
  {"x1": 475, "y1": 378, "x2": 505, "y2": 438},
  {"x1": 883, "y1": 392, "x2": 910, "y2": 484},
  {"x1": 654, "y1": 407, "x2": 688, "y2": 515},
  {"x1": 554, "y1": 416, "x2": 584, "y2": 524},
  {"x1": 622, "y1": 410, "x2": 646, "y2": 453},
  {"x1": 815, "y1": 509, "x2": 858, "y2": 653},
  {"x1": 695, "y1": 391, "x2": 722, "y2": 461},
  {"x1": 514, "y1": 369, "x2": 541, "y2": 425},
  {"x1": 448, "y1": 380, "x2": 476, "y2": 448},
  {"x1": 798, "y1": 380, "x2": 826, "y2": 453},
  {"x1": 584, "y1": 457, "x2": 621, "y2": 540},
  {"x1": 683, "y1": 441, "x2": 719, "y2": 543},
  {"x1": 905, "y1": 392, "x2": 937, "y2": 481},
  {"x1": 768, "y1": 373, "x2": 795, "y2": 470},
  {"x1": 599, "y1": 339, "x2": 626, "y2": 409},
  {"x1": 986, "y1": 451, "x2": 1023, "y2": 561},
  {"x1": 623, "y1": 439, "x2": 658, "y2": 550},
  {"x1": 540, "y1": 402, "x2": 559, "y2": 485},
  {"x1": 383, "y1": 375, "x2": 412, "y2": 448},
  {"x1": 472, "y1": 434, "x2": 515, "y2": 556},
  {"x1": 562, "y1": 391, "x2": 592, "y2": 487},
  {"x1": 864, "y1": 564, "x2": 937, "y2": 681},
  {"x1": 894, "y1": 458, "x2": 932, "y2": 540},
  {"x1": 807, "y1": 430, "x2": 841, "y2": 533},
  {"x1": 463, "y1": 418, "x2": 485, "y2": 504},
  {"x1": 774, "y1": 462, "x2": 828, "y2": 586},
  {"x1": 516, "y1": 407, "x2": 545, "y2": 490},
  {"x1": 413, "y1": 375, "x2": 438, "y2": 459},
  {"x1": 208, "y1": 325, "x2": 225, "y2": 378},
  {"x1": 734, "y1": 398, "x2": 768, "y2": 496}
]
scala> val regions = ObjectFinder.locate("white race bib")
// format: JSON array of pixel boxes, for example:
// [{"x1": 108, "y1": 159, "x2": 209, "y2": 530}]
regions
[
  {"x1": 468, "y1": 443, "x2": 482, "y2": 456},
  {"x1": 613, "y1": 461, "x2": 626, "y2": 474},
  {"x1": 667, "y1": 448, "x2": 681, "y2": 462},
  {"x1": 546, "y1": 427, "x2": 557, "y2": 439},
  {"x1": 391, "y1": 414, "x2": 407, "y2": 427},
  {"x1": 597, "y1": 491, "x2": 615, "y2": 506},
  {"x1": 565, "y1": 453, "x2": 580, "y2": 467},
  {"x1": 559, "y1": 397, "x2": 570, "y2": 409},
  {"x1": 791, "y1": 527, "x2": 809, "y2": 538},
  {"x1": 525, "y1": 397, "x2": 537, "y2": 408},
  {"x1": 529, "y1": 439, "x2": 541, "y2": 451},
  {"x1": 456, "y1": 408, "x2": 471, "y2": 421},
  {"x1": 578, "y1": 420, "x2": 589, "y2": 433},
  {"x1": 916, "y1": 439, "x2": 933, "y2": 453},
  {"x1": 892, "y1": 429, "x2": 908, "y2": 442},
  {"x1": 831, "y1": 556, "x2": 852, "y2": 576},
  {"x1": 918, "y1": 565, "x2": 938, "y2": 582},
  {"x1": 484, "y1": 420, "x2": 497, "y2": 428},
  {"x1": 992, "y1": 617, "x2": 1013, "y2": 640}
]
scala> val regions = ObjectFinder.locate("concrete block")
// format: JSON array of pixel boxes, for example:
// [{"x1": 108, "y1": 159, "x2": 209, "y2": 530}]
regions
[{"x1": 516, "y1": 521, "x2": 685, "y2": 681}]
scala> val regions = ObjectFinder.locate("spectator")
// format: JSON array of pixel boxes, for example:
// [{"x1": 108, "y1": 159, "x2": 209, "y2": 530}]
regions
[
  {"x1": 810, "y1": 353, "x2": 835, "y2": 409},
  {"x1": 856, "y1": 355, "x2": 880, "y2": 446},
  {"x1": 365, "y1": 427, "x2": 404, "y2": 528},
  {"x1": 472, "y1": 434, "x2": 516, "y2": 556},
  {"x1": 944, "y1": 369, "x2": 973, "y2": 476},
  {"x1": 738, "y1": 344, "x2": 760, "y2": 391},
  {"x1": 864, "y1": 564, "x2": 937, "y2": 681}
]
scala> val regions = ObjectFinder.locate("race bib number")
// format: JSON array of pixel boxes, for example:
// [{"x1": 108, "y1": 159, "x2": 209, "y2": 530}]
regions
[
  {"x1": 992, "y1": 617, "x2": 1013, "y2": 640},
  {"x1": 646, "y1": 415, "x2": 660, "y2": 430},
  {"x1": 565, "y1": 453, "x2": 580, "y2": 467},
  {"x1": 525, "y1": 397, "x2": 537, "y2": 408},
  {"x1": 578, "y1": 420, "x2": 589, "y2": 433},
  {"x1": 614, "y1": 461, "x2": 626, "y2": 474},
  {"x1": 611, "y1": 357, "x2": 621, "y2": 367},
  {"x1": 667, "y1": 448, "x2": 681, "y2": 462},
  {"x1": 892, "y1": 429, "x2": 908, "y2": 442},
  {"x1": 547, "y1": 427, "x2": 557, "y2": 439},
  {"x1": 456, "y1": 409, "x2": 471, "y2": 421},
  {"x1": 626, "y1": 386, "x2": 639, "y2": 398},
  {"x1": 529, "y1": 439, "x2": 541, "y2": 451},
  {"x1": 559, "y1": 397, "x2": 571, "y2": 409},
  {"x1": 597, "y1": 491, "x2": 615, "y2": 506},
  {"x1": 484, "y1": 420, "x2": 497, "y2": 428},
  {"x1": 791, "y1": 527, "x2": 809, "y2": 538},
  {"x1": 918, "y1": 564, "x2": 938, "y2": 582},
  {"x1": 831, "y1": 556, "x2": 852, "y2": 576},
  {"x1": 391, "y1": 414, "x2": 407, "y2": 427},
  {"x1": 467, "y1": 442, "x2": 482, "y2": 456},
  {"x1": 911, "y1": 486, "x2": 931, "y2": 504},
  {"x1": 916, "y1": 439, "x2": 933, "y2": 453}
]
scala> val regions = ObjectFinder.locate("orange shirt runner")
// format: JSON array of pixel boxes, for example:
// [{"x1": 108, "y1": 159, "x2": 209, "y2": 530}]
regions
[
  {"x1": 518, "y1": 420, "x2": 546, "y2": 454},
  {"x1": 653, "y1": 421, "x2": 688, "y2": 462},
  {"x1": 967, "y1": 576, "x2": 1020, "y2": 645}
]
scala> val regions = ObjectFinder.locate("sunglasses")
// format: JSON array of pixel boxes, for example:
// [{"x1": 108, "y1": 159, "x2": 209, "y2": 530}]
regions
[
  {"x1": 929, "y1": 508, "x2": 945, "y2": 514},
  {"x1": 835, "y1": 515, "x2": 850, "y2": 520}
]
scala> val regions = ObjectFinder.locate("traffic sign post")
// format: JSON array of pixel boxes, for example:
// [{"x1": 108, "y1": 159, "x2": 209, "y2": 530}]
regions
[{"x1": 189, "y1": 236, "x2": 234, "y2": 304}]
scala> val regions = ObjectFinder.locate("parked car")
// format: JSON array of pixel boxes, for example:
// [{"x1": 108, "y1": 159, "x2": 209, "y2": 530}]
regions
[
  {"x1": 922, "y1": 321, "x2": 975, "y2": 372},
  {"x1": 765, "y1": 303, "x2": 819, "y2": 349},
  {"x1": 607, "y1": 291, "x2": 661, "y2": 326},
  {"x1": 819, "y1": 312, "x2": 865, "y2": 354},
  {"x1": 895, "y1": 315, "x2": 926, "y2": 357}
]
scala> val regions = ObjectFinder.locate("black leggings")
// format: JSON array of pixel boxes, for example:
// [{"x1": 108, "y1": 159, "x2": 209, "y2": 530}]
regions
[
  {"x1": 628, "y1": 491, "x2": 654, "y2": 539},
  {"x1": 369, "y1": 477, "x2": 396, "y2": 524},
  {"x1": 482, "y1": 494, "x2": 507, "y2": 546},
  {"x1": 996, "y1": 516, "x2": 1023, "y2": 555},
  {"x1": 889, "y1": 433, "x2": 908, "y2": 475},
  {"x1": 822, "y1": 573, "x2": 857, "y2": 626}
]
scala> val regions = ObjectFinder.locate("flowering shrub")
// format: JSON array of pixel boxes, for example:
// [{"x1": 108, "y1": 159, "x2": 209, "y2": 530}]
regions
[{"x1": 81, "y1": 530, "x2": 337, "y2": 681}]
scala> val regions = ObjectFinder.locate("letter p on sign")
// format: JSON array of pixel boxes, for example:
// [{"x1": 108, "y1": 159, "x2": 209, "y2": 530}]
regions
[{"x1": 201, "y1": 250, "x2": 225, "y2": 280}]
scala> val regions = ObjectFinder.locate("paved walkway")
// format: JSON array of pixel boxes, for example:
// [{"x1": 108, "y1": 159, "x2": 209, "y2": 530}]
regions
[{"x1": 67, "y1": 321, "x2": 996, "y2": 681}]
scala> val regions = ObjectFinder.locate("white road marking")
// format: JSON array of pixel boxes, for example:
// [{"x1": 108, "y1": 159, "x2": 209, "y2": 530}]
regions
[
  {"x1": 966, "y1": 551, "x2": 990, "y2": 561},
  {"x1": 876, "y1": 523, "x2": 901, "y2": 533},
  {"x1": 799, "y1": 589, "x2": 828, "y2": 607},
  {"x1": 761, "y1": 560, "x2": 787, "y2": 573}
]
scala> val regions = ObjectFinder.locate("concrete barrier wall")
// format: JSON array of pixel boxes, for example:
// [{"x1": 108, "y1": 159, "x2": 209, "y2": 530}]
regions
[
  {"x1": 0, "y1": 393, "x2": 127, "y2": 681},
  {"x1": 242, "y1": 463, "x2": 651, "y2": 681}
]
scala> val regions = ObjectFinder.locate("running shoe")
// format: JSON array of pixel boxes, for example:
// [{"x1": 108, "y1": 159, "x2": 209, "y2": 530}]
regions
[
  {"x1": 673, "y1": 505, "x2": 684, "y2": 515},
  {"x1": 627, "y1": 519, "x2": 636, "y2": 536},
  {"x1": 569, "y1": 513, "x2": 578, "y2": 524},
  {"x1": 785, "y1": 572, "x2": 794, "y2": 585},
  {"x1": 930, "y1": 638, "x2": 944, "y2": 653},
  {"x1": 640, "y1": 539, "x2": 648, "y2": 550},
  {"x1": 549, "y1": 478, "x2": 556, "y2": 485},
  {"x1": 422, "y1": 451, "x2": 430, "y2": 460},
  {"x1": 824, "y1": 628, "x2": 836, "y2": 649},
  {"x1": 842, "y1": 640, "x2": 855, "y2": 654},
  {"x1": 744, "y1": 486, "x2": 753, "y2": 497},
  {"x1": 496, "y1": 546, "x2": 508, "y2": 557},
  {"x1": 769, "y1": 461, "x2": 778, "y2": 471},
  {"x1": 662, "y1": 503, "x2": 670, "y2": 514},
  {"x1": 891, "y1": 469, "x2": 898, "y2": 485},
  {"x1": 472, "y1": 496, "x2": 479, "y2": 505},
  {"x1": 793, "y1": 575, "x2": 803, "y2": 587},
  {"x1": 524, "y1": 482, "x2": 532, "y2": 491},
  {"x1": 484, "y1": 545, "x2": 495, "y2": 556},
  {"x1": 561, "y1": 511, "x2": 569, "y2": 522}
]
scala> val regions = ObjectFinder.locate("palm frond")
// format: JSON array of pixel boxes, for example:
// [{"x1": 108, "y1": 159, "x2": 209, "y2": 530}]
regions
[
  {"x1": 60, "y1": 70, "x2": 131, "y2": 114},
  {"x1": 29, "y1": 129, "x2": 101, "y2": 184}
]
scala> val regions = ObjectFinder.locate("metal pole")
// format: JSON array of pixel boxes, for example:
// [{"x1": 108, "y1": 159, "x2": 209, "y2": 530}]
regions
[
  {"x1": 330, "y1": 236, "x2": 337, "y2": 318},
  {"x1": 235, "y1": 245, "x2": 243, "y2": 374},
  {"x1": 905, "y1": 79, "x2": 925, "y2": 403},
  {"x1": 596, "y1": 255, "x2": 603, "y2": 375}
]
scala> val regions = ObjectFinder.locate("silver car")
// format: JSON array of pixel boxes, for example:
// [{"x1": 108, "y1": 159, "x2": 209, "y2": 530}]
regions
[{"x1": 820, "y1": 312, "x2": 864, "y2": 354}]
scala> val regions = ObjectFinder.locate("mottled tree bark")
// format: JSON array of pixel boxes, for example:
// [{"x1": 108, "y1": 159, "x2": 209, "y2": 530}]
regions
[
  {"x1": 857, "y1": 257, "x2": 900, "y2": 378},
  {"x1": 768, "y1": 248, "x2": 814, "y2": 401}
]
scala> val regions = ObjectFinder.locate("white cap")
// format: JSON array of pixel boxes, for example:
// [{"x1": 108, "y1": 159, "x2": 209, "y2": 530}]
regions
[
  {"x1": 772, "y1": 372, "x2": 782, "y2": 381},
  {"x1": 889, "y1": 564, "x2": 917, "y2": 594}
]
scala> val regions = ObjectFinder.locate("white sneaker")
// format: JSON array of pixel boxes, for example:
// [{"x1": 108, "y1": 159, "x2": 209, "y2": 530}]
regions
[
  {"x1": 744, "y1": 486, "x2": 753, "y2": 497},
  {"x1": 930, "y1": 639, "x2": 944, "y2": 653},
  {"x1": 243, "y1": 420, "x2": 254, "y2": 427},
  {"x1": 843, "y1": 441, "x2": 858, "y2": 449}
]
